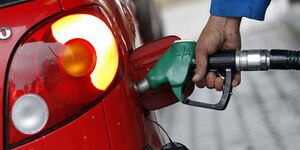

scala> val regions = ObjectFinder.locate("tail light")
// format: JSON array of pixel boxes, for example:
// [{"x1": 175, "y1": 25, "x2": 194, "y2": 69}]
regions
[{"x1": 5, "y1": 5, "x2": 123, "y2": 147}]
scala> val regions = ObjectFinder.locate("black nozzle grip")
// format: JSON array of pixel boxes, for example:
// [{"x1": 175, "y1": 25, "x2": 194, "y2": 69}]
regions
[
  {"x1": 190, "y1": 50, "x2": 236, "y2": 70},
  {"x1": 208, "y1": 50, "x2": 236, "y2": 70}
]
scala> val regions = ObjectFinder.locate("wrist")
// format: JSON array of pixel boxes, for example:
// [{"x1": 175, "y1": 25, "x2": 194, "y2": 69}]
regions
[{"x1": 207, "y1": 15, "x2": 241, "y2": 31}]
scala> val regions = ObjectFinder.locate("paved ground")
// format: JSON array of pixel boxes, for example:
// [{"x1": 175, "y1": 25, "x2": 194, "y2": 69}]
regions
[{"x1": 156, "y1": 1, "x2": 300, "y2": 150}]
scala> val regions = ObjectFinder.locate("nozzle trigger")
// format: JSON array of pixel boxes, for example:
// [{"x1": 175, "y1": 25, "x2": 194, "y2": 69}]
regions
[{"x1": 183, "y1": 69, "x2": 233, "y2": 110}]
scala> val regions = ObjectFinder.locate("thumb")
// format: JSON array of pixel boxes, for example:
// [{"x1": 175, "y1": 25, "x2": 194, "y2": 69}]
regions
[{"x1": 192, "y1": 46, "x2": 208, "y2": 83}]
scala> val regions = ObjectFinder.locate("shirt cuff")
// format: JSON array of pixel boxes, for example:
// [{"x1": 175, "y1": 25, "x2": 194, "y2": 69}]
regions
[{"x1": 210, "y1": 0, "x2": 271, "y2": 21}]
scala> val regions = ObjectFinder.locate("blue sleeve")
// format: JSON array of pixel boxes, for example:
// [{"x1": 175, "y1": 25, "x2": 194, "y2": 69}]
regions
[{"x1": 210, "y1": 0, "x2": 271, "y2": 21}]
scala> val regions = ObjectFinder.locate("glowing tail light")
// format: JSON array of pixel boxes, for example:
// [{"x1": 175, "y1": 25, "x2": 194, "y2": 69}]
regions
[
  {"x1": 5, "y1": 6, "x2": 122, "y2": 147},
  {"x1": 52, "y1": 14, "x2": 119, "y2": 90}
]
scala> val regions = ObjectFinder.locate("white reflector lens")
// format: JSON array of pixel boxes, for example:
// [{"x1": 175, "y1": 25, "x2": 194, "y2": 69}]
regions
[{"x1": 12, "y1": 94, "x2": 49, "y2": 135}]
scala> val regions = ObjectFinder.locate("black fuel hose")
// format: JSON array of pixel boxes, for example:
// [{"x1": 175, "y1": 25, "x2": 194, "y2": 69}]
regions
[
  {"x1": 205, "y1": 49, "x2": 300, "y2": 71},
  {"x1": 269, "y1": 50, "x2": 300, "y2": 70}
]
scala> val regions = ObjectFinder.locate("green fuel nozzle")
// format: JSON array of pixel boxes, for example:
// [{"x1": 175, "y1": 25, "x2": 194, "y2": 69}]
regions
[
  {"x1": 136, "y1": 40, "x2": 233, "y2": 110},
  {"x1": 136, "y1": 40, "x2": 300, "y2": 110},
  {"x1": 146, "y1": 41, "x2": 196, "y2": 102}
]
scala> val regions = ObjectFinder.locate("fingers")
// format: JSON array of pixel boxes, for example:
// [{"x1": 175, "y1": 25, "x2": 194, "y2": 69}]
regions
[
  {"x1": 232, "y1": 71, "x2": 241, "y2": 87},
  {"x1": 197, "y1": 71, "x2": 239, "y2": 91},
  {"x1": 206, "y1": 72, "x2": 216, "y2": 89},
  {"x1": 192, "y1": 46, "x2": 207, "y2": 83},
  {"x1": 205, "y1": 72, "x2": 224, "y2": 91},
  {"x1": 196, "y1": 78, "x2": 206, "y2": 88},
  {"x1": 215, "y1": 77, "x2": 224, "y2": 91},
  {"x1": 195, "y1": 71, "x2": 224, "y2": 91}
]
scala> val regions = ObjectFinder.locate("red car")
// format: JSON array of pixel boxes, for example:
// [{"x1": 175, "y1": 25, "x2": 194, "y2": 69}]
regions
[{"x1": 0, "y1": 0, "x2": 179, "y2": 149}]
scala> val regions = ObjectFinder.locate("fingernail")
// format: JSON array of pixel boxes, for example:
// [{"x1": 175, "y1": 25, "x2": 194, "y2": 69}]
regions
[
  {"x1": 232, "y1": 81, "x2": 240, "y2": 87},
  {"x1": 192, "y1": 74, "x2": 200, "y2": 82}
]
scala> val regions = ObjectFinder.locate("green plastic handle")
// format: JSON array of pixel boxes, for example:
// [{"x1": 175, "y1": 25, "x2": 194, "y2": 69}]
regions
[{"x1": 146, "y1": 41, "x2": 196, "y2": 102}]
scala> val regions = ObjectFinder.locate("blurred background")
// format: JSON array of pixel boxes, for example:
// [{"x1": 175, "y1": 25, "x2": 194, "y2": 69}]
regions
[{"x1": 152, "y1": 0, "x2": 300, "y2": 149}]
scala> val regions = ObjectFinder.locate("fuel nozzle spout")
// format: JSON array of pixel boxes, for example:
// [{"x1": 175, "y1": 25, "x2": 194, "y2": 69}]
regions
[{"x1": 136, "y1": 79, "x2": 151, "y2": 94}]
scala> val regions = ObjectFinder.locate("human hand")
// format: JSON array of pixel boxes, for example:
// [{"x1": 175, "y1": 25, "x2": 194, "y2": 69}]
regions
[{"x1": 192, "y1": 15, "x2": 242, "y2": 91}]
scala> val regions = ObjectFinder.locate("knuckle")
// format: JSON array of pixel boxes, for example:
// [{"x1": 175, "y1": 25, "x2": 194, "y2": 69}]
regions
[
  {"x1": 206, "y1": 86, "x2": 214, "y2": 89},
  {"x1": 206, "y1": 82, "x2": 214, "y2": 88},
  {"x1": 215, "y1": 87, "x2": 222, "y2": 91},
  {"x1": 196, "y1": 83, "x2": 205, "y2": 88}
]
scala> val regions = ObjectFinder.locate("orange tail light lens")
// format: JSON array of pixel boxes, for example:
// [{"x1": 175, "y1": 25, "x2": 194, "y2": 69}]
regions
[{"x1": 60, "y1": 38, "x2": 97, "y2": 77}]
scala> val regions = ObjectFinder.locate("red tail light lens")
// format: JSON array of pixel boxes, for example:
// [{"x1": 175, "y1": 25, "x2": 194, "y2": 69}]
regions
[{"x1": 5, "y1": 6, "x2": 122, "y2": 147}]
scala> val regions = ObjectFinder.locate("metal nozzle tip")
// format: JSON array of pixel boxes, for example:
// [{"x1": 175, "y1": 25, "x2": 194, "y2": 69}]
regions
[{"x1": 136, "y1": 79, "x2": 151, "y2": 94}]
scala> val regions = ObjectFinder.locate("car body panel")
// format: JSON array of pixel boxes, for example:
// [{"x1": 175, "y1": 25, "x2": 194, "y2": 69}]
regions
[
  {"x1": 1, "y1": 0, "x2": 165, "y2": 149},
  {"x1": 0, "y1": 0, "x2": 62, "y2": 149},
  {"x1": 12, "y1": 103, "x2": 111, "y2": 150},
  {"x1": 102, "y1": 75, "x2": 163, "y2": 149}
]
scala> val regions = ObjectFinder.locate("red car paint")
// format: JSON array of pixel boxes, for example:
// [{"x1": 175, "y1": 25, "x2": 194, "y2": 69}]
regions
[
  {"x1": 0, "y1": 0, "x2": 178, "y2": 149},
  {"x1": 0, "y1": 1, "x2": 62, "y2": 149}
]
